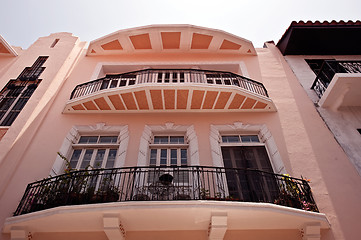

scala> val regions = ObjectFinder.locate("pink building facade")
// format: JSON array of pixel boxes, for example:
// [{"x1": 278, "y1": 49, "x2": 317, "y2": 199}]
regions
[{"x1": 0, "y1": 24, "x2": 360, "y2": 240}]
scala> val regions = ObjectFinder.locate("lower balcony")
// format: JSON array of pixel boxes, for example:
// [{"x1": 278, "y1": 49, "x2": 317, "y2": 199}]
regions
[
  {"x1": 5, "y1": 166, "x2": 329, "y2": 239},
  {"x1": 15, "y1": 166, "x2": 319, "y2": 215}
]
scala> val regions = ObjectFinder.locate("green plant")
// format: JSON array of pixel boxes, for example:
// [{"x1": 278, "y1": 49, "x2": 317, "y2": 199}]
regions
[{"x1": 199, "y1": 187, "x2": 210, "y2": 199}]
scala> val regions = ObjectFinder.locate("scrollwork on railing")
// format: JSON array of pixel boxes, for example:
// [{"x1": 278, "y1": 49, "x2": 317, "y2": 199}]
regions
[
  {"x1": 312, "y1": 60, "x2": 361, "y2": 98},
  {"x1": 14, "y1": 166, "x2": 318, "y2": 215}
]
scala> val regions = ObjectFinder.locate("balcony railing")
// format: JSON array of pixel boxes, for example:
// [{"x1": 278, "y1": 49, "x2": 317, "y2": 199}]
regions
[
  {"x1": 311, "y1": 60, "x2": 361, "y2": 98},
  {"x1": 70, "y1": 69, "x2": 269, "y2": 99},
  {"x1": 14, "y1": 166, "x2": 318, "y2": 216}
]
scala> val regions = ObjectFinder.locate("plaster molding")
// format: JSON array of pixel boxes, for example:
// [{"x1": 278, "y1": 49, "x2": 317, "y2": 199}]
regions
[
  {"x1": 210, "y1": 122, "x2": 286, "y2": 174},
  {"x1": 137, "y1": 122, "x2": 199, "y2": 166},
  {"x1": 50, "y1": 123, "x2": 129, "y2": 176}
]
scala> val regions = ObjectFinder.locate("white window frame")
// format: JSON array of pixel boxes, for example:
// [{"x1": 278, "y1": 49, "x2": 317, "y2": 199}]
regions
[
  {"x1": 69, "y1": 135, "x2": 119, "y2": 170},
  {"x1": 210, "y1": 122, "x2": 286, "y2": 174},
  {"x1": 137, "y1": 123, "x2": 199, "y2": 166},
  {"x1": 51, "y1": 123, "x2": 129, "y2": 176},
  {"x1": 149, "y1": 135, "x2": 189, "y2": 166}
]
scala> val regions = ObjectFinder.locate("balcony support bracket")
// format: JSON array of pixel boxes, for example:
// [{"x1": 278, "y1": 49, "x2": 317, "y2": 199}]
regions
[
  {"x1": 301, "y1": 223, "x2": 321, "y2": 240},
  {"x1": 208, "y1": 212, "x2": 228, "y2": 240},
  {"x1": 103, "y1": 214, "x2": 126, "y2": 240}
]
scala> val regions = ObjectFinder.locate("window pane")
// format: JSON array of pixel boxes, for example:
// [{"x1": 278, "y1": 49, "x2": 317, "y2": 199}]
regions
[
  {"x1": 160, "y1": 149, "x2": 167, "y2": 166},
  {"x1": 94, "y1": 149, "x2": 105, "y2": 168},
  {"x1": 170, "y1": 149, "x2": 177, "y2": 166},
  {"x1": 79, "y1": 136, "x2": 98, "y2": 144},
  {"x1": 80, "y1": 149, "x2": 93, "y2": 169},
  {"x1": 69, "y1": 149, "x2": 81, "y2": 169},
  {"x1": 241, "y1": 135, "x2": 260, "y2": 143},
  {"x1": 170, "y1": 136, "x2": 184, "y2": 144},
  {"x1": 154, "y1": 136, "x2": 168, "y2": 144},
  {"x1": 150, "y1": 149, "x2": 157, "y2": 166},
  {"x1": 222, "y1": 136, "x2": 240, "y2": 143},
  {"x1": 105, "y1": 149, "x2": 117, "y2": 168},
  {"x1": 181, "y1": 149, "x2": 187, "y2": 166},
  {"x1": 99, "y1": 136, "x2": 118, "y2": 143}
]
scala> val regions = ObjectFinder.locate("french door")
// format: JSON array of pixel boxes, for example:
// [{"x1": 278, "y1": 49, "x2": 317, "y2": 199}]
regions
[{"x1": 221, "y1": 146, "x2": 278, "y2": 202}]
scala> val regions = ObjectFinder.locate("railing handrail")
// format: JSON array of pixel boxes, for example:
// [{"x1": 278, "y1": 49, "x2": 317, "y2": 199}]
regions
[
  {"x1": 14, "y1": 165, "x2": 318, "y2": 216},
  {"x1": 27, "y1": 165, "x2": 306, "y2": 186},
  {"x1": 311, "y1": 60, "x2": 361, "y2": 89},
  {"x1": 70, "y1": 69, "x2": 269, "y2": 99}
]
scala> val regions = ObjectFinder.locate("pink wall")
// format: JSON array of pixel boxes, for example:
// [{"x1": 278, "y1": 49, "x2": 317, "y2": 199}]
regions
[{"x1": 1, "y1": 29, "x2": 361, "y2": 240}]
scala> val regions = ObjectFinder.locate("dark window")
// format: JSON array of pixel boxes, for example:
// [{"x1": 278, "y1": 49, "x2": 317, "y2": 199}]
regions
[
  {"x1": 0, "y1": 56, "x2": 47, "y2": 126},
  {"x1": 357, "y1": 129, "x2": 361, "y2": 135}
]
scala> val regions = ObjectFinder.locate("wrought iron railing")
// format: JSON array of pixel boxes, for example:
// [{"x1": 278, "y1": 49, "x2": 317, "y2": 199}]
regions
[
  {"x1": 14, "y1": 166, "x2": 318, "y2": 216},
  {"x1": 70, "y1": 69, "x2": 269, "y2": 99},
  {"x1": 311, "y1": 60, "x2": 361, "y2": 98}
]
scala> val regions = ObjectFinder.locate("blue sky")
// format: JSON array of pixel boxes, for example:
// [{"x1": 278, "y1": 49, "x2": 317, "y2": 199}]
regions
[{"x1": 1, "y1": 0, "x2": 360, "y2": 49}]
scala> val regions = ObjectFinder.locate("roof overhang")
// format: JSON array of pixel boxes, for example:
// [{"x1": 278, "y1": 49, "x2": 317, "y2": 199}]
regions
[
  {"x1": 277, "y1": 20, "x2": 361, "y2": 55},
  {"x1": 63, "y1": 84, "x2": 276, "y2": 113},
  {"x1": 318, "y1": 73, "x2": 361, "y2": 109},
  {"x1": 3, "y1": 201, "x2": 330, "y2": 235},
  {"x1": 0, "y1": 35, "x2": 18, "y2": 57},
  {"x1": 87, "y1": 25, "x2": 256, "y2": 56}
]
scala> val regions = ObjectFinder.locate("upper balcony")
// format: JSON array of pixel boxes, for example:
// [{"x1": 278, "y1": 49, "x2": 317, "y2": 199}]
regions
[
  {"x1": 311, "y1": 60, "x2": 361, "y2": 109},
  {"x1": 64, "y1": 69, "x2": 276, "y2": 113}
]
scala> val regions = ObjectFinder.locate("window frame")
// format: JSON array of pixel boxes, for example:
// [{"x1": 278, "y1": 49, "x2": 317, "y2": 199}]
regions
[
  {"x1": 69, "y1": 135, "x2": 120, "y2": 170},
  {"x1": 148, "y1": 135, "x2": 189, "y2": 167},
  {"x1": 51, "y1": 124, "x2": 129, "y2": 177}
]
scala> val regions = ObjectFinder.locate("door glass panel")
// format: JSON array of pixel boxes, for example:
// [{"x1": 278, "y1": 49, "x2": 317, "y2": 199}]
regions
[
  {"x1": 105, "y1": 149, "x2": 117, "y2": 168},
  {"x1": 170, "y1": 149, "x2": 177, "y2": 166},
  {"x1": 181, "y1": 149, "x2": 187, "y2": 166},
  {"x1": 80, "y1": 149, "x2": 93, "y2": 169},
  {"x1": 69, "y1": 149, "x2": 81, "y2": 169},
  {"x1": 94, "y1": 149, "x2": 105, "y2": 168},
  {"x1": 150, "y1": 149, "x2": 157, "y2": 166},
  {"x1": 160, "y1": 149, "x2": 167, "y2": 166}
]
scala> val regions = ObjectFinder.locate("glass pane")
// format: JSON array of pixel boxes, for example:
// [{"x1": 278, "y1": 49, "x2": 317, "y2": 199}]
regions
[
  {"x1": 170, "y1": 149, "x2": 177, "y2": 166},
  {"x1": 94, "y1": 149, "x2": 105, "y2": 168},
  {"x1": 181, "y1": 149, "x2": 187, "y2": 166},
  {"x1": 0, "y1": 97, "x2": 16, "y2": 110},
  {"x1": 105, "y1": 149, "x2": 117, "y2": 168},
  {"x1": 170, "y1": 136, "x2": 184, "y2": 144},
  {"x1": 1, "y1": 111, "x2": 20, "y2": 126},
  {"x1": 99, "y1": 136, "x2": 118, "y2": 143},
  {"x1": 78, "y1": 136, "x2": 98, "y2": 144},
  {"x1": 160, "y1": 149, "x2": 167, "y2": 166},
  {"x1": 241, "y1": 135, "x2": 260, "y2": 143},
  {"x1": 222, "y1": 136, "x2": 240, "y2": 143},
  {"x1": 154, "y1": 136, "x2": 168, "y2": 144},
  {"x1": 149, "y1": 149, "x2": 157, "y2": 166},
  {"x1": 80, "y1": 149, "x2": 93, "y2": 169},
  {"x1": 69, "y1": 149, "x2": 81, "y2": 169}
]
